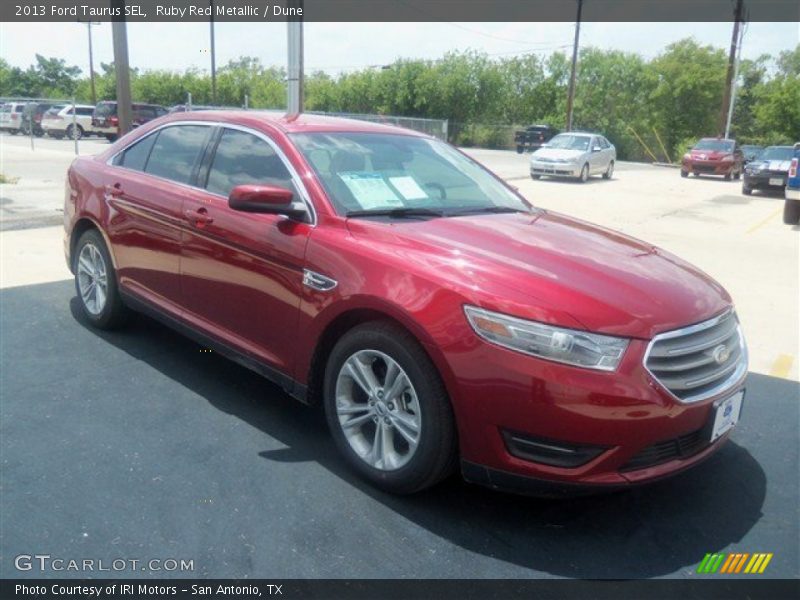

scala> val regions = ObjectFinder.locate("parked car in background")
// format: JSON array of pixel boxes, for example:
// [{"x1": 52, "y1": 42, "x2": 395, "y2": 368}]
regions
[
  {"x1": 741, "y1": 144, "x2": 764, "y2": 164},
  {"x1": 529, "y1": 132, "x2": 616, "y2": 182},
  {"x1": 92, "y1": 101, "x2": 168, "y2": 141},
  {"x1": 742, "y1": 145, "x2": 794, "y2": 195},
  {"x1": 784, "y1": 143, "x2": 800, "y2": 225},
  {"x1": 514, "y1": 124, "x2": 558, "y2": 154},
  {"x1": 64, "y1": 112, "x2": 746, "y2": 495},
  {"x1": 681, "y1": 138, "x2": 744, "y2": 180},
  {"x1": 0, "y1": 102, "x2": 26, "y2": 134},
  {"x1": 20, "y1": 102, "x2": 55, "y2": 137},
  {"x1": 42, "y1": 104, "x2": 100, "y2": 140}
]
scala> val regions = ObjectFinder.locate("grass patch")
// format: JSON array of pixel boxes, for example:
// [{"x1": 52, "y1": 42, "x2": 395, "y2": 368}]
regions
[{"x1": 0, "y1": 174, "x2": 20, "y2": 184}]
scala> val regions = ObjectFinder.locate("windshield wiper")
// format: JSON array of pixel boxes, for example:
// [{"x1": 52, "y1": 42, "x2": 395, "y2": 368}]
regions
[
  {"x1": 345, "y1": 207, "x2": 445, "y2": 219},
  {"x1": 450, "y1": 206, "x2": 531, "y2": 216}
]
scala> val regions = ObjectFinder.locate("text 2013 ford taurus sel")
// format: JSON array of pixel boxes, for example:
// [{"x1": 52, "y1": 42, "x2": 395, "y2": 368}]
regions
[{"x1": 64, "y1": 111, "x2": 748, "y2": 495}]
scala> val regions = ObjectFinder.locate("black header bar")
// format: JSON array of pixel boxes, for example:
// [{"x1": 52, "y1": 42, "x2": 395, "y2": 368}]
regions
[{"x1": 3, "y1": 0, "x2": 799, "y2": 23}]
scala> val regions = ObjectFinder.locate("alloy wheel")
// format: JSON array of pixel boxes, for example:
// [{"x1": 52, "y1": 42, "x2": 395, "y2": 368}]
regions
[
  {"x1": 76, "y1": 242, "x2": 108, "y2": 316},
  {"x1": 334, "y1": 349, "x2": 421, "y2": 471}
]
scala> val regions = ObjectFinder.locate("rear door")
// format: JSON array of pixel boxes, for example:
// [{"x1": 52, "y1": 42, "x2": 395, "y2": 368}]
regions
[
  {"x1": 180, "y1": 126, "x2": 312, "y2": 376},
  {"x1": 107, "y1": 123, "x2": 213, "y2": 314}
]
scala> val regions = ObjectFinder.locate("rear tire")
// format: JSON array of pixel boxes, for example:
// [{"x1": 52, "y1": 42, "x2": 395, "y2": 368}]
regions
[
  {"x1": 681, "y1": 170, "x2": 688, "y2": 178},
  {"x1": 724, "y1": 172, "x2": 732, "y2": 181},
  {"x1": 516, "y1": 145, "x2": 524, "y2": 154},
  {"x1": 733, "y1": 169, "x2": 741, "y2": 181},
  {"x1": 531, "y1": 174, "x2": 541, "y2": 180},
  {"x1": 603, "y1": 160, "x2": 614, "y2": 180},
  {"x1": 742, "y1": 185, "x2": 752, "y2": 195},
  {"x1": 66, "y1": 124, "x2": 83, "y2": 140},
  {"x1": 784, "y1": 200, "x2": 800, "y2": 225},
  {"x1": 323, "y1": 321, "x2": 457, "y2": 494},
  {"x1": 73, "y1": 229, "x2": 130, "y2": 330}
]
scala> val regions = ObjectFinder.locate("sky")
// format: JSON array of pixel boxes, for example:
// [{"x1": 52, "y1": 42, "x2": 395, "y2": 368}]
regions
[{"x1": 0, "y1": 21, "x2": 797, "y2": 76}]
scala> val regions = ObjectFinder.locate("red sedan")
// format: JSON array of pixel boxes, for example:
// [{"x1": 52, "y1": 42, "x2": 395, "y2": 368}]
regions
[
  {"x1": 64, "y1": 112, "x2": 748, "y2": 495},
  {"x1": 681, "y1": 138, "x2": 744, "y2": 180}
]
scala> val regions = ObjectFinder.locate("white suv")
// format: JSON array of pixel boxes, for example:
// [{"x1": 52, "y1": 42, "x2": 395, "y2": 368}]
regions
[
  {"x1": 41, "y1": 104, "x2": 99, "y2": 140},
  {"x1": 0, "y1": 103, "x2": 26, "y2": 134}
]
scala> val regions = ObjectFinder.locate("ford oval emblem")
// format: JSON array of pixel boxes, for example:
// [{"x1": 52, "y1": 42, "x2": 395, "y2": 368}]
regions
[{"x1": 712, "y1": 344, "x2": 731, "y2": 365}]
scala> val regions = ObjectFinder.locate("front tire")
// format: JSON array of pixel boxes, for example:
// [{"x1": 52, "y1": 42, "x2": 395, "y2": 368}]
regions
[
  {"x1": 73, "y1": 229, "x2": 130, "y2": 329},
  {"x1": 681, "y1": 169, "x2": 688, "y2": 178},
  {"x1": 784, "y1": 200, "x2": 800, "y2": 225},
  {"x1": 742, "y1": 185, "x2": 752, "y2": 196},
  {"x1": 578, "y1": 163, "x2": 589, "y2": 183},
  {"x1": 323, "y1": 322, "x2": 457, "y2": 494}
]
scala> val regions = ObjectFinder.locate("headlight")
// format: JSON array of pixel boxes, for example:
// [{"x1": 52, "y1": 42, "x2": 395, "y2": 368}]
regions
[{"x1": 464, "y1": 306, "x2": 629, "y2": 371}]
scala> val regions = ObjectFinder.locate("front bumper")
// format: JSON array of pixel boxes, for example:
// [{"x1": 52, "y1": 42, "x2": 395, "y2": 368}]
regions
[
  {"x1": 446, "y1": 334, "x2": 745, "y2": 491},
  {"x1": 530, "y1": 162, "x2": 581, "y2": 177},
  {"x1": 744, "y1": 171, "x2": 787, "y2": 190},
  {"x1": 684, "y1": 160, "x2": 735, "y2": 175}
]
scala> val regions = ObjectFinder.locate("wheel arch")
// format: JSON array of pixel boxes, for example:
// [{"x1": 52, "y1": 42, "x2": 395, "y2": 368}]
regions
[
  {"x1": 69, "y1": 217, "x2": 118, "y2": 273},
  {"x1": 304, "y1": 304, "x2": 458, "y2": 415}
]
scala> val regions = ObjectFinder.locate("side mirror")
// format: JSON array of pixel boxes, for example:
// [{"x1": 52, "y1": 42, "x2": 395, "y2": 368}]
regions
[
  {"x1": 228, "y1": 184, "x2": 308, "y2": 220},
  {"x1": 592, "y1": 146, "x2": 601, "y2": 153},
  {"x1": 540, "y1": 143, "x2": 549, "y2": 148}
]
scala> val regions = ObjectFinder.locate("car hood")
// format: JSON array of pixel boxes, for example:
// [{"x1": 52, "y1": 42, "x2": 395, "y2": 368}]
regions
[
  {"x1": 690, "y1": 149, "x2": 731, "y2": 160},
  {"x1": 532, "y1": 147, "x2": 586, "y2": 161},
  {"x1": 748, "y1": 159, "x2": 791, "y2": 173},
  {"x1": 347, "y1": 211, "x2": 730, "y2": 339}
]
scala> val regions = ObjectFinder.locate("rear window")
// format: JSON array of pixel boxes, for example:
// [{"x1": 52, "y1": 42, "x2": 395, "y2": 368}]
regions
[
  {"x1": 144, "y1": 125, "x2": 210, "y2": 184},
  {"x1": 95, "y1": 103, "x2": 117, "y2": 117},
  {"x1": 115, "y1": 133, "x2": 158, "y2": 172}
]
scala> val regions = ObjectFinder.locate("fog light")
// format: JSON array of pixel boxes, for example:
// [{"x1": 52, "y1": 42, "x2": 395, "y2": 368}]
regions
[{"x1": 502, "y1": 430, "x2": 607, "y2": 468}]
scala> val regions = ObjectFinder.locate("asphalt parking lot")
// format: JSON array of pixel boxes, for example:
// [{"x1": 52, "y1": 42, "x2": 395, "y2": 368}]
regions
[{"x1": 1, "y1": 132, "x2": 798, "y2": 579}]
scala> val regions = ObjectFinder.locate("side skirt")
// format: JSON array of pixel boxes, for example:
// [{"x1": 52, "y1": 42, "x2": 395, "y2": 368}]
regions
[{"x1": 120, "y1": 290, "x2": 309, "y2": 404}]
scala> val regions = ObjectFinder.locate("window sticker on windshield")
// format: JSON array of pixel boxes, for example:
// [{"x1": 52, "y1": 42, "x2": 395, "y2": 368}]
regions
[
  {"x1": 338, "y1": 172, "x2": 404, "y2": 209},
  {"x1": 388, "y1": 176, "x2": 429, "y2": 200}
]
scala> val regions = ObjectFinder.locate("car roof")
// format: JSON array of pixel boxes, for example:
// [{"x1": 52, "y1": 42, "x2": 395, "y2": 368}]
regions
[{"x1": 158, "y1": 110, "x2": 431, "y2": 137}]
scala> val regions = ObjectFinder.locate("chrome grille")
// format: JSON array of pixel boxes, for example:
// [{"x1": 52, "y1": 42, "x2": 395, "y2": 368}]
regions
[{"x1": 645, "y1": 310, "x2": 747, "y2": 403}]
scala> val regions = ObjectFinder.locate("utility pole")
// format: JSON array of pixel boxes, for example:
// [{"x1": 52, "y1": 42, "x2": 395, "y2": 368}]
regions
[
  {"x1": 111, "y1": 0, "x2": 133, "y2": 135},
  {"x1": 565, "y1": 0, "x2": 583, "y2": 132},
  {"x1": 85, "y1": 22, "x2": 100, "y2": 105},
  {"x1": 724, "y1": 17, "x2": 745, "y2": 139},
  {"x1": 719, "y1": 0, "x2": 744, "y2": 137},
  {"x1": 210, "y1": 0, "x2": 217, "y2": 104},
  {"x1": 286, "y1": 0, "x2": 304, "y2": 114}
]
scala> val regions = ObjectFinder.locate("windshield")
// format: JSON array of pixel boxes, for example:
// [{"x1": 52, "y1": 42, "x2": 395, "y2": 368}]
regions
[
  {"x1": 758, "y1": 146, "x2": 793, "y2": 161},
  {"x1": 546, "y1": 134, "x2": 591, "y2": 151},
  {"x1": 694, "y1": 139, "x2": 734, "y2": 152},
  {"x1": 291, "y1": 132, "x2": 531, "y2": 217}
]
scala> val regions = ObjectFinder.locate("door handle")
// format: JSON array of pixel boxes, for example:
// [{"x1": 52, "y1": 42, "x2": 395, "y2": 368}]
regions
[
  {"x1": 185, "y1": 208, "x2": 214, "y2": 226},
  {"x1": 105, "y1": 183, "x2": 123, "y2": 197}
]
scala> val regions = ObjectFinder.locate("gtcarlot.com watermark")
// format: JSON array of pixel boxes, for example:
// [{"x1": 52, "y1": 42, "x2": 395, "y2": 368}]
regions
[{"x1": 14, "y1": 553, "x2": 194, "y2": 573}]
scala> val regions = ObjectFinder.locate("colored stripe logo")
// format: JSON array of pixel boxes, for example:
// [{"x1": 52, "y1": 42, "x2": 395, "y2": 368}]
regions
[{"x1": 697, "y1": 552, "x2": 773, "y2": 574}]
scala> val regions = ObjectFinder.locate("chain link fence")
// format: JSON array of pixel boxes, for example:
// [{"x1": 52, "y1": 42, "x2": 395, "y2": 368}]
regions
[{"x1": 1, "y1": 96, "x2": 97, "y2": 154}]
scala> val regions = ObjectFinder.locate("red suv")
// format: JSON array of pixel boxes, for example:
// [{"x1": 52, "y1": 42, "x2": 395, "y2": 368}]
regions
[
  {"x1": 64, "y1": 112, "x2": 748, "y2": 495},
  {"x1": 92, "y1": 101, "x2": 168, "y2": 142},
  {"x1": 681, "y1": 138, "x2": 744, "y2": 180}
]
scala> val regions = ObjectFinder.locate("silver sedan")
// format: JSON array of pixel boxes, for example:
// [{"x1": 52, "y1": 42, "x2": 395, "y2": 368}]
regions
[{"x1": 530, "y1": 133, "x2": 616, "y2": 182}]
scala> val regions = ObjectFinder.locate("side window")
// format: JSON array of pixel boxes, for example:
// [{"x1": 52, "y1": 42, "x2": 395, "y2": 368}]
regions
[
  {"x1": 145, "y1": 125, "x2": 210, "y2": 184},
  {"x1": 77, "y1": 107, "x2": 94, "y2": 116},
  {"x1": 114, "y1": 133, "x2": 158, "y2": 171},
  {"x1": 205, "y1": 129, "x2": 296, "y2": 198}
]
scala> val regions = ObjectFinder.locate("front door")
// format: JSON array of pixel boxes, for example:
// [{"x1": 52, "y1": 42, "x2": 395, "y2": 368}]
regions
[{"x1": 180, "y1": 127, "x2": 312, "y2": 376}]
